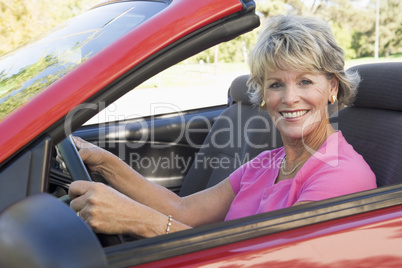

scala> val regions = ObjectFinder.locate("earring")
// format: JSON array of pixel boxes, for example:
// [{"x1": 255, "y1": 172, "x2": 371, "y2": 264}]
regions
[
  {"x1": 260, "y1": 99, "x2": 266, "y2": 107},
  {"x1": 331, "y1": 95, "x2": 337, "y2": 105}
]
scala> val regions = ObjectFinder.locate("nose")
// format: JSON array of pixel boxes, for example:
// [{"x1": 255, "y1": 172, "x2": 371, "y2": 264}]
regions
[{"x1": 282, "y1": 85, "x2": 299, "y2": 105}]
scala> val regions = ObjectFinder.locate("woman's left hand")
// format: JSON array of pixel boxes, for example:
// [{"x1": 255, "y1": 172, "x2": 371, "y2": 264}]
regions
[{"x1": 69, "y1": 180, "x2": 139, "y2": 235}]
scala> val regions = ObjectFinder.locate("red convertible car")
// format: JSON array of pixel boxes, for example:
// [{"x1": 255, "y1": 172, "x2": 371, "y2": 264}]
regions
[{"x1": 0, "y1": 0, "x2": 402, "y2": 267}]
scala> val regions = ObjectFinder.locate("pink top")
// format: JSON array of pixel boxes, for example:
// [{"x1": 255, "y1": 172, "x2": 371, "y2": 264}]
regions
[{"x1": 225, "y1": 132, "x2": 377, "y2": 221}]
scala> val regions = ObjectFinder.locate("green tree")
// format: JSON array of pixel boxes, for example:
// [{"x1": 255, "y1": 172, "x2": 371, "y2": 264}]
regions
[
  {"x1": 347, "y1": 0, "x2": 401, "y2": 57},
  {"x1": 303, "y1": 0, "x2": 374, "y2": 59},
  {"x1": 377, "y1": 0, "x2": 402, "y2": 56},
  {"x1": 190, "y1": 0, "x2": 289, "y2": 64},
  {"x1": 0, "y1": 0, "x2": 96, "y2": 55},
  {"x1": 3, "y1": 0, "x2": 399, "y2": 62}
]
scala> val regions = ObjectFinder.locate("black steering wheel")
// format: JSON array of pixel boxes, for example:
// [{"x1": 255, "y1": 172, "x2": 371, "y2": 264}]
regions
[
  {"x1": 56, "y1": 135, "x2": 92, "y2": 182},
  {"x1": 56, "y1": 135, "x2": 123, "y2": 246}
]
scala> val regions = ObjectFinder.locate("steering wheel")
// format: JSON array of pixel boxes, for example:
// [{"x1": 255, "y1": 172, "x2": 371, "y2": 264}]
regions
[
  {"x1": 56, "y1": 135, "x2": 123, "y2": 246},
  {"x1": 56, "y1": 135, "x2": 92, "y2": 182}
]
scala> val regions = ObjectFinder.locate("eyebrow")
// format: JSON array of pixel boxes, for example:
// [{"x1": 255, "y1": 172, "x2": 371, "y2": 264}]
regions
[{"x1": 265, "y1": 72, "x2": 317, "y2": 81}]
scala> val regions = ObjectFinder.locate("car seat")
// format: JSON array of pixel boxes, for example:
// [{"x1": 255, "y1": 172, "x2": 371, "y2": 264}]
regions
[
  {"x1": 180, "y1": 62, "x2": 402, "y2": 196},
  {"x1": 335, "y1": 62, "x2": 402, "y2": 187},
  {"x1": 179, "y1": 75, "x2": 282, "y2": 196}
]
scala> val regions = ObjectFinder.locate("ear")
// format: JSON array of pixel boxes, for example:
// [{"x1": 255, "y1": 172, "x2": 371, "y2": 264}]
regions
[{"x1": 328, "y1": 76, "x2": 339, "y2": 101}]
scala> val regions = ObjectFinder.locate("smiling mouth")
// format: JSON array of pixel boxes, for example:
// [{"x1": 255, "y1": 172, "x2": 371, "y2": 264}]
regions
[{"x1": 280, "y1": 110, "x2": 309, "y2": 119}]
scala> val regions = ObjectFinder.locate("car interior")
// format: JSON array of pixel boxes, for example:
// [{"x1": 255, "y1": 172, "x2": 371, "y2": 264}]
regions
[
  {"x1": 180, "y1": 61, "x2": 402, "y2": 194},
  {"x1": 92, "y1": 61, "x2": 401, "y2": 196},
  {"x1": 0, "y1": 62, "x2": 401, "y2": 267},
  {"x1": 179, "y1": 74, "x2": 283, "y2": 196}
]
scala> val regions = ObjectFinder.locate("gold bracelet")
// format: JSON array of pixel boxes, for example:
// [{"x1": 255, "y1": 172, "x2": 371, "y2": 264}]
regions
[{"x1": 166, "y1": 215, "x2": 172, "y2": 234}]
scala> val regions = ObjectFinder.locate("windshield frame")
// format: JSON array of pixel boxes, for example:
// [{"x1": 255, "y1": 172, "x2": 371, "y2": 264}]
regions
[
  {"x1": 0, "y1": 0, "x2": 168, "y2": 121},
  {"x1": 0, "y1": 0, "x2": 246, "y2": 168}
]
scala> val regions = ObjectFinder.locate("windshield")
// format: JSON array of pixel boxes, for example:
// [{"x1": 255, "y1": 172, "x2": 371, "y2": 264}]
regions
[{"x1": 0, "y1": 1, "x2": 167, "y2": 121}]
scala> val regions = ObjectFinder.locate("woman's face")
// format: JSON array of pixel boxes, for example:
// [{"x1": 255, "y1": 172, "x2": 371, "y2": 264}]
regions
[{"x1": 263, "y1": 69, "x2": 338, "y2": 142}]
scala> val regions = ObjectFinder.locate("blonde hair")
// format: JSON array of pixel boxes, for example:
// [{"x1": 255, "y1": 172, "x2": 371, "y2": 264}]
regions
[{"x1": 248, "y1": 15, "x2": 359, "y2": 109}]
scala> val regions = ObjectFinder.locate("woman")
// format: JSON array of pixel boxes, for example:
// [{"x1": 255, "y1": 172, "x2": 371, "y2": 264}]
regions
[{"x1": 66, "y1": 15, "x2": 376, "y2": 237}]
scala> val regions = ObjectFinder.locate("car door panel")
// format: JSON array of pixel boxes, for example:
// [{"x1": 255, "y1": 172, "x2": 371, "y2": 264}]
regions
[{"x1": 74, "y1": 106, "x2": 225, "y2": 192}]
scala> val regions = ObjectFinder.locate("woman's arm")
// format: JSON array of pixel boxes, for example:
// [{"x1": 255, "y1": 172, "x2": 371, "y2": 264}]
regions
[
  {"x1": 70, "y1": 137, "x2": 235, "y2": 235},
  {"x1": 69, "y1": 178, "x2": 235, "y2": 237}
]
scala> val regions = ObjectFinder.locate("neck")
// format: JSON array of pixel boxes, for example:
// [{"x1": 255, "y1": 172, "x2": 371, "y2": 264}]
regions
[{"x1": 282, "y1": 120, "x2": 335, "y2": 164}]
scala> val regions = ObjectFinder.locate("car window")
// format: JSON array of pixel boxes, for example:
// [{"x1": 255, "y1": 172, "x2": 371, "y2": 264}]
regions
[
  {"x1": 85, "y1": 52, "x2": 250, "y2": 125},
  {"x1": 0, "y1": 1, "x2": 167, "y2": 121}
]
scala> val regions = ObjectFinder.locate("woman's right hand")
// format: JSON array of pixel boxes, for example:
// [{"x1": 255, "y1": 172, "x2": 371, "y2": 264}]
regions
[
  {"x1": 66, "y1": 136, "x2": 145, "y2": 193},
  {"x1": 70, "y1": 136, "x2": 124, "y2": 183},
  {"x1": 71, "y1": 136, "x2": 107, "y2": 173},
  {"x1": 56, "y1": 136, "x2": 116, "y2": 178}
]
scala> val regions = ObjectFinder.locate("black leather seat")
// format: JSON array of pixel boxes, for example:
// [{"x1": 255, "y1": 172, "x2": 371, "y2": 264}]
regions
[
  {"x1": 336, "y1": 62, "x2": 402, "y2": 187},
  {"x1": 179, "y1": 75, "x2": 282, "y2": 196}
]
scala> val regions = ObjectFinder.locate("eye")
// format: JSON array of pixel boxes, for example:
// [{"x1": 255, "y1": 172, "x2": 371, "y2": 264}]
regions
[
  {"x1": 269, "y1": 82, "x2": 283, "y2": 89},
  {"x1": 299, "y1": 79, "x2": 313, "y2": 86}
]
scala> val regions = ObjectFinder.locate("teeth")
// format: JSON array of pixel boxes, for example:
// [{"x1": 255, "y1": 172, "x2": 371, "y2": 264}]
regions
[{"x1": 282, "y1": 110, "x2": 307, "y2": 118}]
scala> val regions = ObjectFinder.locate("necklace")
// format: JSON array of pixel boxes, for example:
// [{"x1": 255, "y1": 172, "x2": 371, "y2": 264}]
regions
[{"x1": 280, "y1": 156, "x2": 306, "y2": 176}]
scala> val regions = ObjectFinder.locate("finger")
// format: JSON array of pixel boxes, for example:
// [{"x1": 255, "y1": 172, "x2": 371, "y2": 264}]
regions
[
  {"x1": 77, "y1": 146, "x2": 92, "y2": 164},
  {"x1": 76, "y1": 211, "x2": 87, "y2": 222},
  {"x1": 72, "y1": 136, "x2": 94, "y2": 163},
  {"x1": 69, "y1": 180, "x2": 93, "y2": 200},
  {"x1": 71, "y1": 198, "x2": 91, "y2": 224},
  {"x1": 71, "y1": 136, "x2": 83, "y2": 150},
  {"x1": 70, "y1": 195, "x2": 86, "y2": 213},
  {"x1": 72, "y1": 136, "x2": 92, "y2": 150}
]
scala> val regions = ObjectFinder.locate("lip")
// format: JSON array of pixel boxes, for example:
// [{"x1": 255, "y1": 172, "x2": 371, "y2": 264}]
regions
[{"x1": 279, "y1": 109, "x2": 309, "y2": 120}]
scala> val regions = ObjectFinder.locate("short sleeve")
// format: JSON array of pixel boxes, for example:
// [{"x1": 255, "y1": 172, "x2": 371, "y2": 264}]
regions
[
  {"x1": 229, "y1": 163, "x2": 247, "y2": 195},
  {"x1": 296, "y1": 164, "x2": 377, "y2": 203}
]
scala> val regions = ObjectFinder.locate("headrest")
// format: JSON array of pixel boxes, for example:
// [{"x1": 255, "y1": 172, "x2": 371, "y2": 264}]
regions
[
  {"x1": 350, "y1": 62, "x2": 402, "y2": 110},
  {"x1": 229, "y1": 62, "x2": 402, "y2": 110},
  {"x1": 229, "y1": 74, "x2": 252, "y2": 105}
]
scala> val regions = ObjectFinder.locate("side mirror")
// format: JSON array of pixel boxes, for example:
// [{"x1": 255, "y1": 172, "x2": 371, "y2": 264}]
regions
[{"x1": 0, "y1": 193, "x2": 108, "y2": 268}]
